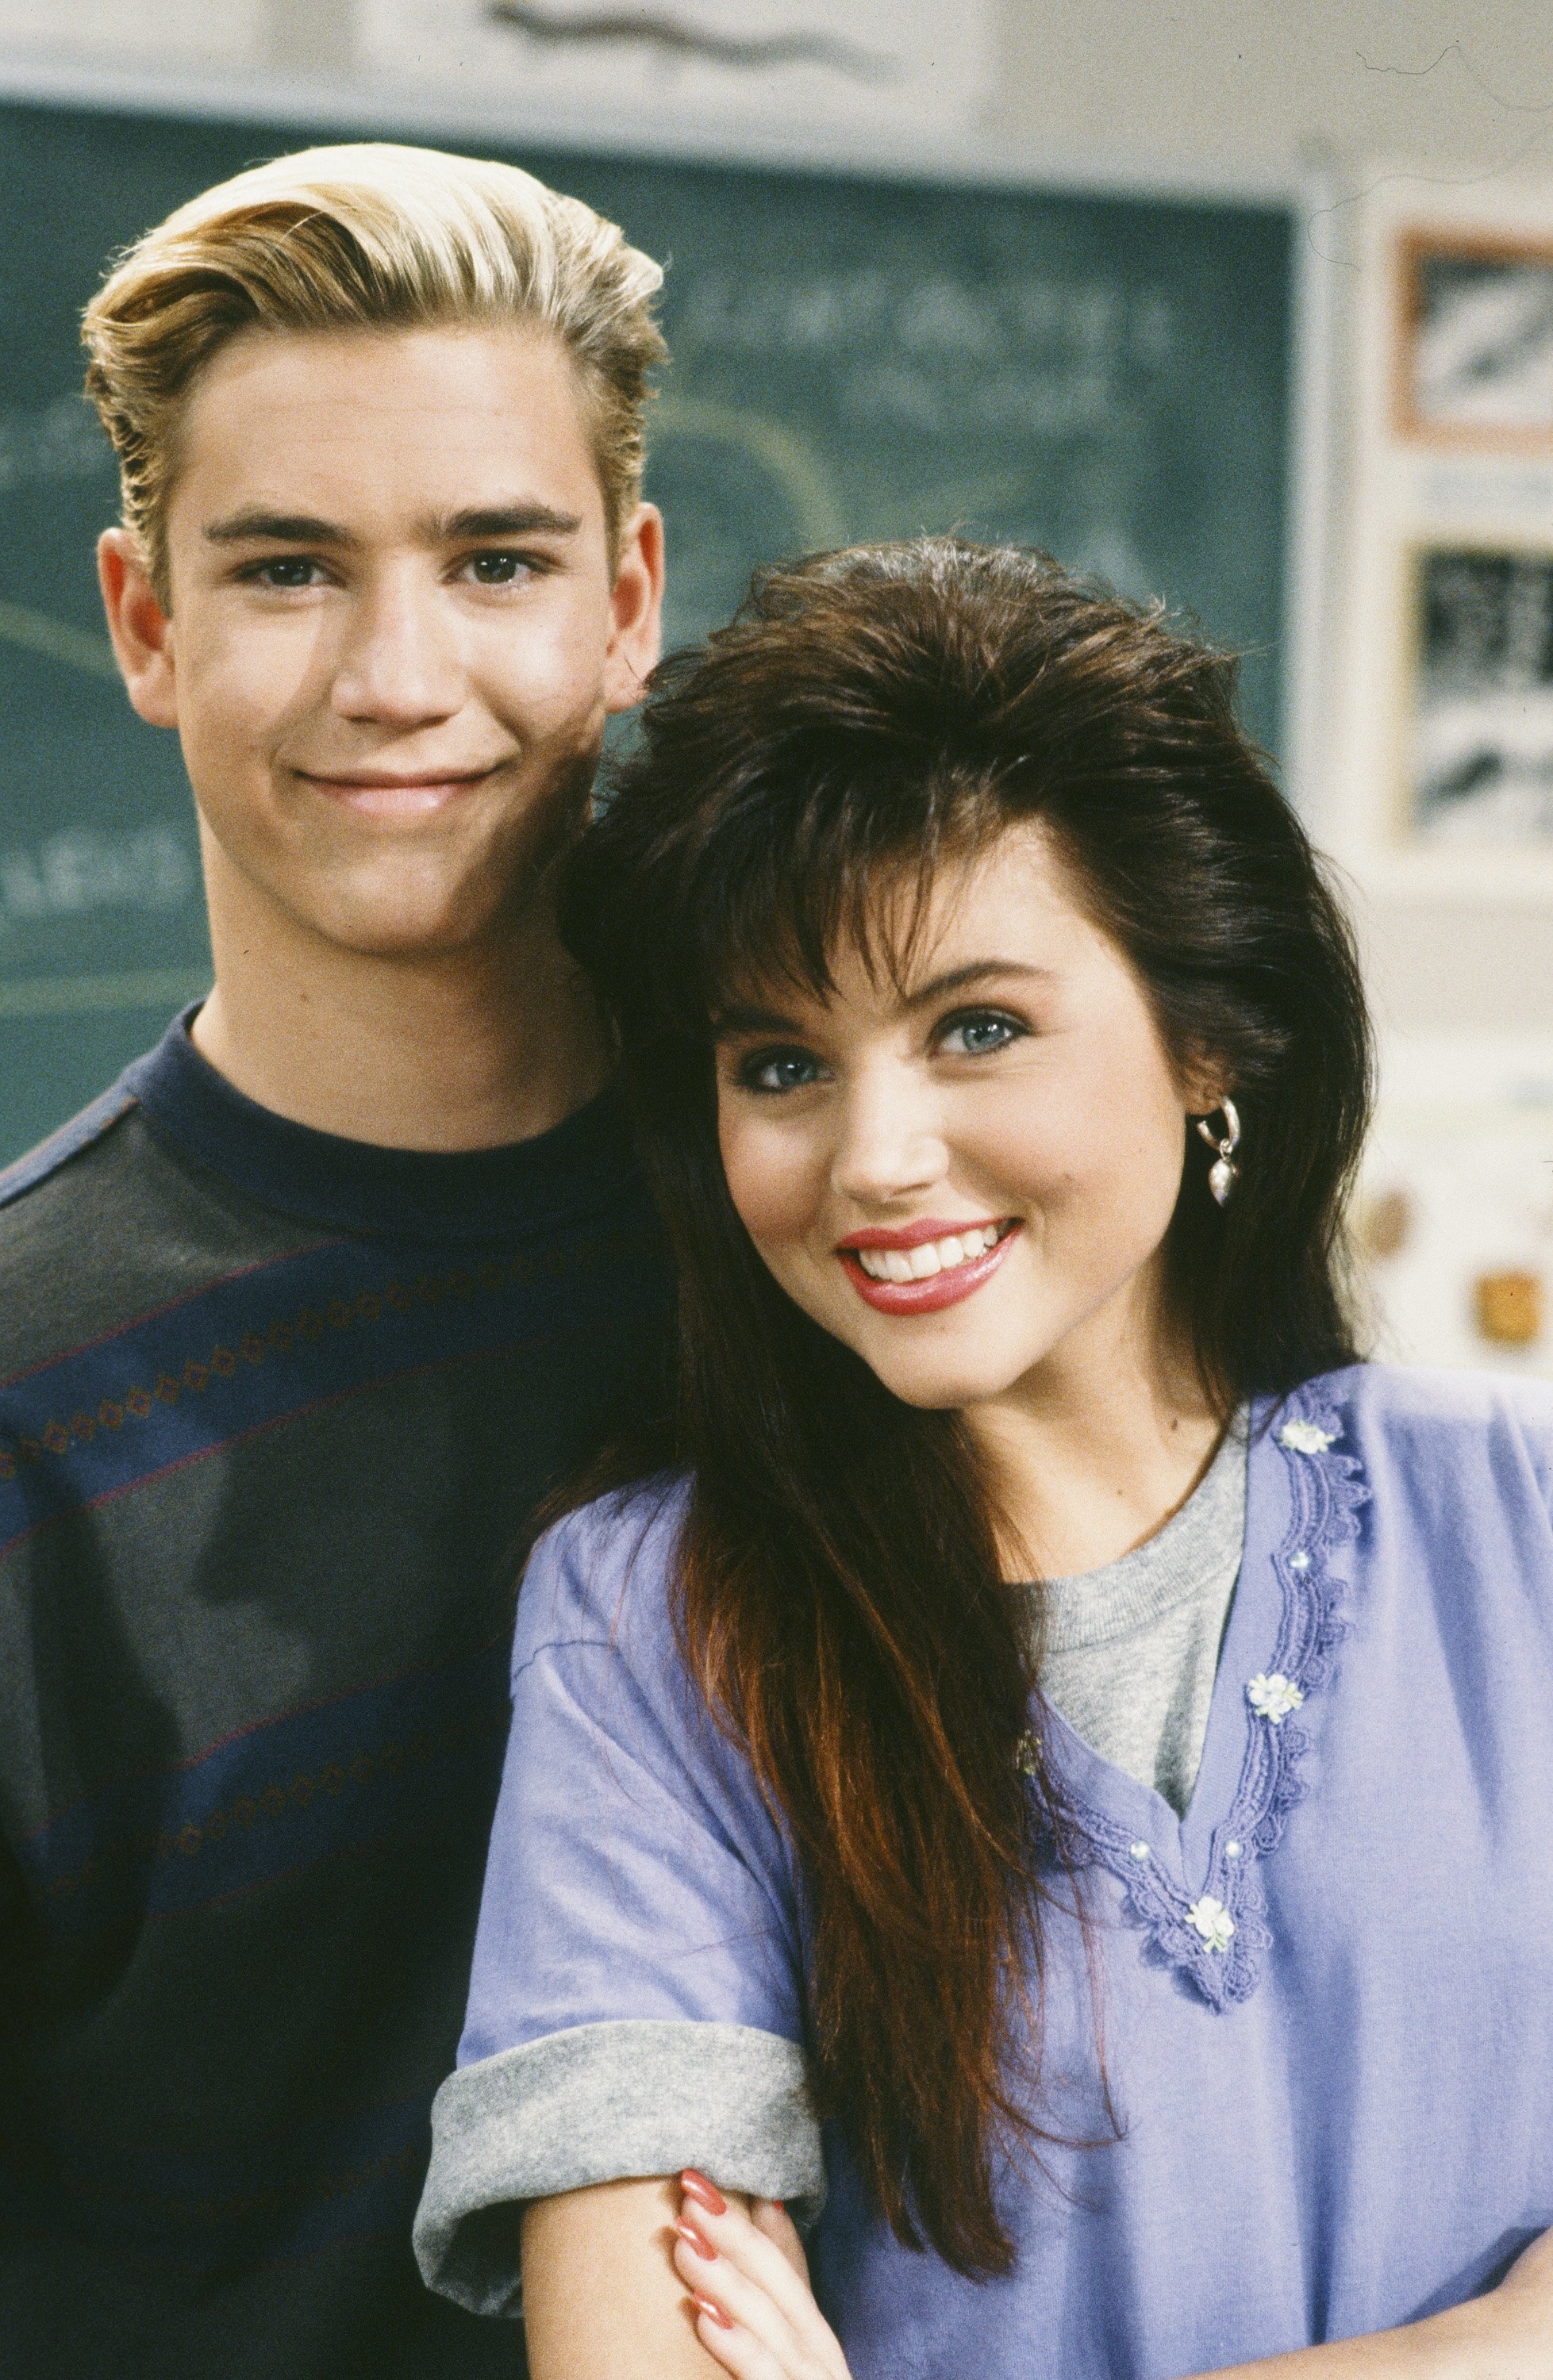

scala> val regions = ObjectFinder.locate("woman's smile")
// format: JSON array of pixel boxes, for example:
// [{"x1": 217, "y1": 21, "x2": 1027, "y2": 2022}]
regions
[
  {"x1": 838, "y1": 1218, "x2": 1021, "y2": 1312},
  {"x1": 715, "y1": 826, "x2": 1211, "y2": 1415}
]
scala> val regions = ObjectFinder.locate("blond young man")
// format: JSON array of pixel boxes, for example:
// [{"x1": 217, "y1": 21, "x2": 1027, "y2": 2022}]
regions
[{"x1": 0, "y1": 145, "x2": 672, "y2": 2378}]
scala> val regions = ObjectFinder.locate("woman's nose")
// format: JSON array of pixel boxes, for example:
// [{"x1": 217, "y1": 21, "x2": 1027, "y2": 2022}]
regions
[{"x1": 828, "y1": 1068, "x2": 947, "y2": 1207}]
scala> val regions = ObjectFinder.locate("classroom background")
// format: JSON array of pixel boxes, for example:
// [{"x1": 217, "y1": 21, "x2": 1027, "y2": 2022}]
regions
[{"x1": 2, "y1": 0, "x2": 1551, "y2": 1376}]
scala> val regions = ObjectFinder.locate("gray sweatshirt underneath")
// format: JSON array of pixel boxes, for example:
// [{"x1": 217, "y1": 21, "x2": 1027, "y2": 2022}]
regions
[{"x1": 1031, "y1": 1411, "x2": 1249, "y2": 1816}]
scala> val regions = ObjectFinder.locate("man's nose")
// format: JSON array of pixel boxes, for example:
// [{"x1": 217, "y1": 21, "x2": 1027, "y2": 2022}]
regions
[
  {"x1": 828, "y1": 1064, "x2": 948, "y2": 1207},
  {"x1": 329, "y1": 570, "x2": 465, "y2": 726}
]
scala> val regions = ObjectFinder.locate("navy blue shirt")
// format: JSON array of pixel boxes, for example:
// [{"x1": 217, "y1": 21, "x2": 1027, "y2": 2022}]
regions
[{"x1": 0, "y1": 1014, "x2": 672, "y2": 2378}]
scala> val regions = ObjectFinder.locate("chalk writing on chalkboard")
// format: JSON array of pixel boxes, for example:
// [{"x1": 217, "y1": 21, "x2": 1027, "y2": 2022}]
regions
[{"x1": 0, "y1": 827, "x2": 195, "y2": 929}]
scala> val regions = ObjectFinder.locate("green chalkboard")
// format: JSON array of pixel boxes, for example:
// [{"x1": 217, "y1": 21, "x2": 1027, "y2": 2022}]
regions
[{"x1": 0, "y1": 98, "x2": 1292, "y2": 1163}]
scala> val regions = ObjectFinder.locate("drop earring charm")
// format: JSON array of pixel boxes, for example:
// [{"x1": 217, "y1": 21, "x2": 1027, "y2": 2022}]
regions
[{"x1": 1195, "y1": 1098, "x2": 1241, "y2": 1206}]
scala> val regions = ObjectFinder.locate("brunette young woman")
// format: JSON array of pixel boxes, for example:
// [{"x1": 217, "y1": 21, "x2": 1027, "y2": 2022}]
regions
[{"x1": 414, "y1": 539, "x2": 1553, "y2": 2380}]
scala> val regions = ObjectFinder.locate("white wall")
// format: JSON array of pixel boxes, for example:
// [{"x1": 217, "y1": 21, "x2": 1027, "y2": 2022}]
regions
[
  {"x1": 0, "y1": 0, "x2": 330, "y2": 73},
  {"x1": 990, "y1": 2, "x2": 1552, "y2": 187}
]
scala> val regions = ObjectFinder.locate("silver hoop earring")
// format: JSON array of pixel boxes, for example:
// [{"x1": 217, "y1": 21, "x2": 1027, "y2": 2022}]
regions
[{"x1": 1195, "y1": 1098, "x2": 1241, "y2": 1206}]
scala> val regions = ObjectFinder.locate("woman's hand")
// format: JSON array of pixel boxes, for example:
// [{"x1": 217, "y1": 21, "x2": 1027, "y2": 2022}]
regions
[{"x1": 671, "y1": 2171, "x2": 854, "y2": 2380}]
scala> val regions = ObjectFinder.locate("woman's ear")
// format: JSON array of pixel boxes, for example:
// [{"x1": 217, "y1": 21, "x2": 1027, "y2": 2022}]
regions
[{"x1": 1178, "y1": 1045, "x2": 1235, "y2": 1119}]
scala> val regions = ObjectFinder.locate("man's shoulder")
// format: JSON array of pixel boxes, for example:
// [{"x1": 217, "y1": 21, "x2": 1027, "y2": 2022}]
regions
[
  {"x1": 0, "y1": 1078, "x2": 323, "y2": 1381},
  {"x1": 0, "y1": 1081, "x2": 140, "y2": 1219},
  {"x1": 0, "y1": 1087, "x2": 160, "y2": 1327}
]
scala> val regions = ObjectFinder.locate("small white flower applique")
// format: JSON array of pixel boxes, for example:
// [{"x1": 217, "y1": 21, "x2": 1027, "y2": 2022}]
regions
[
  {"x1": 1187, "y1": 1895, "x2": 1236, "y2": 1953},
  {"x1": 1247, "y1": 1671, "x2": 1305, "y2": 1723},
  {"x1": 1278, "y1": 1419, "x2": 1336, "y2": 1455}
]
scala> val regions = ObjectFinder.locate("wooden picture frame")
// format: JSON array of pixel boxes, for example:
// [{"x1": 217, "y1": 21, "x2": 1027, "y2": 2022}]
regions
[{"x1": 1394, "y1": 229, "x2": 1553, "y2": 449}]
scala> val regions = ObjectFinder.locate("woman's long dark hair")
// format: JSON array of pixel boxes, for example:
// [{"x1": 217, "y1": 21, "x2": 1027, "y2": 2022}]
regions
[{"x1": 558, "y1": 538, "x2": 1372, "y2": 2276}]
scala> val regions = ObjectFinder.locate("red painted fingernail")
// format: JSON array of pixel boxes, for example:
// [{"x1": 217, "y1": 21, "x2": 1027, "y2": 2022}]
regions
[
  {"x1": 675, "y1": 2214, "x2": 716, "y2": 2261},
  {"x1": 681, "y1": 2169, "x2": 728, "y2": 2217},
  {"x1": 692, "y1": 2291, "x2": 734, "y2": 2331}
]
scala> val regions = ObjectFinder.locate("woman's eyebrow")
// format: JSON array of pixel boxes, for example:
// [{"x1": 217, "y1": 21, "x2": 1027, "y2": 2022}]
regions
[
  {"x1": 713, "y1": 964, "x2": 1051, "y2": 1036},
  {"x1": 898, "y1": 960, "x2": 1051, "y2": 1007},
  {"x1": 713, "y1": 1000, "x2": 801, "y2": 1037}
]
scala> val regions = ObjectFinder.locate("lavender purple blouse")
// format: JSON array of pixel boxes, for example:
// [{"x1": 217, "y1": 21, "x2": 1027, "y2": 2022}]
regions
[{"x1": 416, "y1": 1364, "x2": 1553, "y2": 2378}]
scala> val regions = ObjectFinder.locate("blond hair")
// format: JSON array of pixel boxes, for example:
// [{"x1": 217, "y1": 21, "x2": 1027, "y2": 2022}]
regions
[{"x1": 82, "y1": 141, "x2": 667, "y2": 601}]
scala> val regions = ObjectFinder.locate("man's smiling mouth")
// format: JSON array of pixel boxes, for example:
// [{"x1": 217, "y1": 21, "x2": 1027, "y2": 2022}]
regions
[{"x1": 296, "y1": 764, "x2": 506, "y2": 817}]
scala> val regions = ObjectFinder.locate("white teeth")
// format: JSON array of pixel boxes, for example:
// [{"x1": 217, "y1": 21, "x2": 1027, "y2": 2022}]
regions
[{"x1": 854, "y1": 1225, "x2": 1005, "y2": 1284}]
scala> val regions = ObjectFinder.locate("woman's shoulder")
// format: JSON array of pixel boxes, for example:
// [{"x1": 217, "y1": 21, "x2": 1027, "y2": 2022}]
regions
[
  {"x1": 513, "y1": 1470, "x2": 694, "y2": 1668},
  {"x1": 1284, "y1": 1361, "x2": 1553, "y2": 1503},
  {"x1": 1300, "y1": 1357, "x2": 1553, "y2": 1433}
]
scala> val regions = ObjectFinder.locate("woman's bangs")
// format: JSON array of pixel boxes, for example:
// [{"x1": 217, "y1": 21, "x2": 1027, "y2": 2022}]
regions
[{"x1": 697, "y1": 774, "x2": 994, "y2": 1025}]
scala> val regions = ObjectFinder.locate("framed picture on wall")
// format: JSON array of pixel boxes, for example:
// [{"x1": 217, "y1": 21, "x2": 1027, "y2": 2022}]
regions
[
  {"x1": 1395, "y1": 233, "x2": 1553, "y2": 447},
  {"x1": 1402, "y1": 539, "x2": 1553, "y2": 852},
  {"x1": 1333, "y1": 178, "x2": 1553, "y2": 900}
]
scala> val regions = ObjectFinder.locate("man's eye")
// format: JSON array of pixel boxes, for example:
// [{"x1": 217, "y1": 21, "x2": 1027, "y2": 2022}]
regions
[
  {"x1": 738, "y1": 1047, "x2": 825, "y2": 1094},
  {"x1": 249, "y1": 556, "x2": 321, "y2": 589},
  {"x1": 463, "y1": 551, "x2": 534, "y2": 585},
  {"x1": 938, "y1": 1011, "x2": 1023, "y2": 1058}
]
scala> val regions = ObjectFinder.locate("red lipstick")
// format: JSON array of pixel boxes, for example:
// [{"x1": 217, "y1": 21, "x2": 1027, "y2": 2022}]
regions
[{"x1": 837, "y1": 1219, "x2": 1021, "y2": 1315}]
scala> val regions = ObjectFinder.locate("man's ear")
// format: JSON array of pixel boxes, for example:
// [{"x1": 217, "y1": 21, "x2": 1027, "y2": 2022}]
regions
[
  {"x1": 98, "y1": 528, "x2": 179, "y2": 729},
  {"x1": 602, "y1": 501, "x2": 666, "y2": 716}
]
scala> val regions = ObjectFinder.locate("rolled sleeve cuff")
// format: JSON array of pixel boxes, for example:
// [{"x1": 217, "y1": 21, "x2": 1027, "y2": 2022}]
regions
[{"x1": 413, "y1": 2017, "x2": 827, "y2": 2317}]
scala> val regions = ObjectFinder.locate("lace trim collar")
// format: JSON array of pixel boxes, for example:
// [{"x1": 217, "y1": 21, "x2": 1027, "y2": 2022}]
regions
[{"x1": 1054, "y1": 1382, "x2": 1369, "y2": 2010}]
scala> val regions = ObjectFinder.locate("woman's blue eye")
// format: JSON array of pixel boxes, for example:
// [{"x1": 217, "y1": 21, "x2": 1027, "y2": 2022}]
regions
[
  {"x1": 940, "y1": 1012, "x2": 1021, "y2": 1057},
  {"x1": 740, "y1": 1048, "x2": 824, "y2": 1093}
]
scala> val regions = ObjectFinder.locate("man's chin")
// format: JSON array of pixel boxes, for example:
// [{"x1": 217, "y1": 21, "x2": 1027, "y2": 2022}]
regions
[{"x1": 290, "y1": 877, "x2": 531, "y2": 962}]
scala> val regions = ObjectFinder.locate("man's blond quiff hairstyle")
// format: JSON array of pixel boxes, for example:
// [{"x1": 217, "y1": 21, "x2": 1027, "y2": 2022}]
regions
[{"x1": 81, "y1": 141, "x2": 667, "y2": 605}]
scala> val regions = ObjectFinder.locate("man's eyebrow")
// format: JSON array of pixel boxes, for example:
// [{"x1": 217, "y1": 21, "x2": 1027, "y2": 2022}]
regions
[
  {"x1": 203, "y1": 509, "x2": 357, "y2": 547},
  {"x1": 425, "y1": 503, "x2": 583, "y2": 542},
  {"x1": 201, "y1": 501, "x2": 585, "y2": 550}
]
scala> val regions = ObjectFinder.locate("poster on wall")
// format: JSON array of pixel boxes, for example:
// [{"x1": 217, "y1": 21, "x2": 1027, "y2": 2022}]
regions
[
  {"x1": 357, "y1": 1, "x2": 997, "y2": 136},
  {"x1": 1335, "y1": 186, "x2": 1553, "y2": 900}
]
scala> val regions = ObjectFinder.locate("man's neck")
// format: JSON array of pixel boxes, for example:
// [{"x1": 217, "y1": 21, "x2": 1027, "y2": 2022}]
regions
[{"x1": 192, "y1": 886, "x2": 611, "y2": 1154}]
